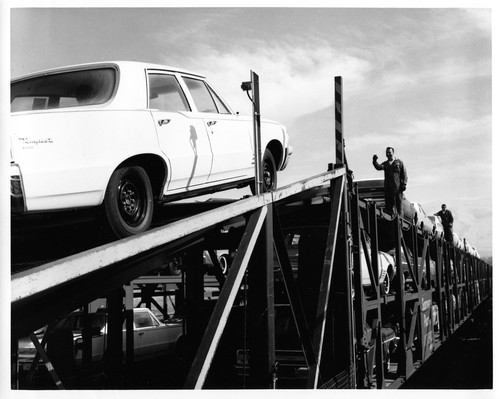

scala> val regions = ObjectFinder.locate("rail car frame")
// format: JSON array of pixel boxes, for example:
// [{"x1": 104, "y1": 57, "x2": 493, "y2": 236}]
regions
[{"x1": 11, "y1": 76, "x2": 491, "y2": 390}]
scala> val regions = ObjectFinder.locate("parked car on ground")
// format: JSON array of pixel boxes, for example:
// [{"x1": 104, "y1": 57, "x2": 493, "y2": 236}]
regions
[
  {"x1": 10, "y1": 61, "x2": 292, "y2": 238},
  {"x1": 18, "y1": 307, "x2": 183, "y2": 373},
  {"x1": 355, "y1": 178, "x2": 415, "y2": 222}
]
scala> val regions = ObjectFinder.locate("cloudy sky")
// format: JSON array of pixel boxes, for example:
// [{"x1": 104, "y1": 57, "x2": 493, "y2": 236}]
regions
[{"x1": 6, "y1": 4, "x2": 493, "y2": 256}]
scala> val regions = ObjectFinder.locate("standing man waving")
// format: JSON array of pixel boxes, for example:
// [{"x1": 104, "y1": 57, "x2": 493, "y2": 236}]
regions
[{"x1": 373, "y1": 147, "x2": 408, "y2": 218}]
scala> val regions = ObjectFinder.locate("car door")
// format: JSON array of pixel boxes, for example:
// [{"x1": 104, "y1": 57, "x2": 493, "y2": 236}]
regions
[
  {"x1": 181, "y1": 76, "x2": 254, "y2": 184},
  {"x1": 148, "y1": 72, "x2": 213, "y2": 192},
  {"x1": 133, "y1": 309, "x2": 170, "y2": 359}
]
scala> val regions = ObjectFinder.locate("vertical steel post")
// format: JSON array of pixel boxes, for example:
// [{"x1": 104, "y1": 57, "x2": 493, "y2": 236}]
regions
[
  {"x1": 335, "y1": 76, "x2": 344, "y2": 166},
  {"x1": 394, "y1": 218, "x2": 410, "y2": 378},
  {"x1": 81, "y1": 303, "x2": 92, "y2": 370},
  {"x1": 434, "y1": 240, "x2": 445, "y2": 341},
  {"x1": 105, "y1": 288, "x2": 124, "y2": 388},
  {"x1": 185, "y1": 249, "x2": 205, "y2": 349},
  {"x1": 307, "y1": 173, "x2": 345, "y2": 388},
  {"x1": 247, "y1": 71, "x2": 274, "y2": 386},
  {"x1": 369, "y1": 202, "x2": 385, "y2": 388},
  {"x1": 443, "y1": 244, "x2": 453, "y2": 335},
  {"x1": 183, "y1": 207, "x2": 268, "y2": 389},
  {"x1": 12, "y1": 339, "x2": 19, "y2": 389},
  {"x1": 247, "y1": 205, "x2": 275, "y2": 388},
  {"x1": 334, "y1": 75, "x2": 356, "y2": 387},
  {"x1": 351, "y1": 185, "x2": 367, "y2": 388},
  {"x1": 251, "y1": 71, "x2": 263, "y2": 195},
  {"x1": 124, "y1": 284, "x2": 134, "y2": 365}
]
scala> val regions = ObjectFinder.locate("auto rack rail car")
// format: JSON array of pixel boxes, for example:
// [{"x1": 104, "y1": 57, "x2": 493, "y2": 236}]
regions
[{"x1": 11, "y1": 77, "x2": 491, "y2": 390}]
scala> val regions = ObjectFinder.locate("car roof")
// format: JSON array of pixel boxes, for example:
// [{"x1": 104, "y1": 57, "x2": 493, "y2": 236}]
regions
[{"x1": 11, "y1": 60, "x2": 205, "y2": 82}]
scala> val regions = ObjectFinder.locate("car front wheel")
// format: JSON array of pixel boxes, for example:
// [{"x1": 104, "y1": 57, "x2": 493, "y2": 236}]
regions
[
  {"x1": 262, "y1": 149, "x2": 277, "y2": 192},
  {"x1": 104, "y1": 166, "x2": 153, "y2": 238}
]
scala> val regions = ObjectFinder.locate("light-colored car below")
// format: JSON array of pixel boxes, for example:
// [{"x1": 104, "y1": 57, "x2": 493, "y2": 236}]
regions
[
  {"x1": 359, "y1": 246, "x2": 395, "y2": 295},
  {"x1": 11, "y1": 61, "x2": 292, "y2": 238},
  {"x1": 18, "y1": 307, "x2": 183, "y2": 372}
]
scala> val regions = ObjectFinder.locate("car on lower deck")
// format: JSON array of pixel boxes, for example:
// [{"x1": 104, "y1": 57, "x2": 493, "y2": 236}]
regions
[
  {"x1": 358, "y1": 244, "x2": 396, "y2": 295},
  {"x1": 10, "y1": 61, "x2": 292, "y2": 238}
]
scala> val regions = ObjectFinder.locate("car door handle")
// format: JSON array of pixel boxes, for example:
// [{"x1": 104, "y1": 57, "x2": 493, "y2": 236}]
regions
[
  {"x1": 158, "y1": 119, "x2": 171, "y2": 126},
  {"x1": 207, "y1": 120, "x2": 217, "y2": 127}
]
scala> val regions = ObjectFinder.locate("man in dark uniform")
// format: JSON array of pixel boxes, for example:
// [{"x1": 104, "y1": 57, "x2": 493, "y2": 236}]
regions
[
  {"x1": 436, "y1": 204, "x2": 454, "y2": 242},
  {"x1": 372, "y1": 147, "x2": 408, "y2": 217}
]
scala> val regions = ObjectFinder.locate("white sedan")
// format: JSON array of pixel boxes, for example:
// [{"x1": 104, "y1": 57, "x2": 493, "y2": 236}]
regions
[
  {"x1": 11, "y1": 61, "x2": 292, "y2": 237},
  {"x1": 74, "y1": 308, "x2": 183, "y2": 363},
  {"x1": 18, "y1": 308, "x2": 183, "y2": 370}
]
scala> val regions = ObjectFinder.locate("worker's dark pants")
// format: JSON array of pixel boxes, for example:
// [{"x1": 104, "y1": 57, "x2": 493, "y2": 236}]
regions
[
  {"x1": 385, "y1": 188, "x2": 403, "y2": 216},
  {"x1": 444, "y1": 226, "x2": 454, "y2": 243}
]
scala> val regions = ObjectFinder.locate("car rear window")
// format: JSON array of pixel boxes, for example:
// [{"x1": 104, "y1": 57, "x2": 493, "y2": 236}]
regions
[{"x1": 11, "y1": 67, "x2": 116, "y2": 112}]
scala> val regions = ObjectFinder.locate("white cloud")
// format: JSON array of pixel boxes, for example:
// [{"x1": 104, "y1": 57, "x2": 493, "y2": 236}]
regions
[
  {"x1": 161, "y1": 39, "x2": 373, "y2": 125},
  {"x1": 396, "y1": 114, "x2": 491, "y2": 142},
  {"x1": 460, "y1": 9, "x2": 492, "y2": 36}
]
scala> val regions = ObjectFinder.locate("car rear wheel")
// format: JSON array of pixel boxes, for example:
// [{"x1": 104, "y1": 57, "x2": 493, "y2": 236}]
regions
[{"x1": 104, "y1": 166, "x2": 153, "y2": 238}]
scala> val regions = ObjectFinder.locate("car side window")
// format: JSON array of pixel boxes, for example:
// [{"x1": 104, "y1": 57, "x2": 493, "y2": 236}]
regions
[
  {"x1": 183, "y1": 77, "x2": 230, "y2": 114},
  {"x1": 207, "y1": 84, "x2": 231, "y2": 114},
  {"x1": 134, "y1": 311, "x2": 159, "y2": 328},
  {"x1": 148, "y1": 73, "x2": 190, "y2": 112}
]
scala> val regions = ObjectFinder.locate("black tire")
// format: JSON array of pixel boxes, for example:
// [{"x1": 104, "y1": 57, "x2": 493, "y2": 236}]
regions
[
  {"x1": 382, "y1": 273, "x2": 390, "y2": 295},
  {"x1": 104, "y1": 166, "x2": 153, "y2": 238},
  {"x1": 251, "y1": 148, "x2": 277, "y2": 194},
  {"x1": 219, "y1": 254, "x2": 230, "y2": 275},
  {"x1": 263, "y1": 149, "x2": 277, "y2": 192},
  {"x1": 166, "y1": 257, "x2": 182, "y2": 276}
]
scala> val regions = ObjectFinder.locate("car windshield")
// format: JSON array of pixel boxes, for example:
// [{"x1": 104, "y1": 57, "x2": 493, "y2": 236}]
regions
[{"x1": 11, "y1": 67, "x2": 116, "y2": 112}]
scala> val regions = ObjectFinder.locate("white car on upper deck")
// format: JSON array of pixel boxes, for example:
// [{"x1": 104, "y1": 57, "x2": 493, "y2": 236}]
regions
[{"x1": 10, "y1": 61, "x2": 292, "y2": 237}]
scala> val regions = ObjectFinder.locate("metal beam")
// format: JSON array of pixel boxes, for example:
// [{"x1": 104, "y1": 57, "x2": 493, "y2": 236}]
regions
[
  {"x1": 307, "y1": 174, "x2": 345, "y2": 388},
  {"x1": 28, "y1": 332, "x2": 64, "y2": 389},
  {"x1": 272, "y1": 206, "x2": 316, "y2": 367},
  {"x1": 12, "y1": 167, "x2": 345, "y2": 304},
  {"x1": 184, "y1": 206, "x2": 268, "y2": 389}
]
